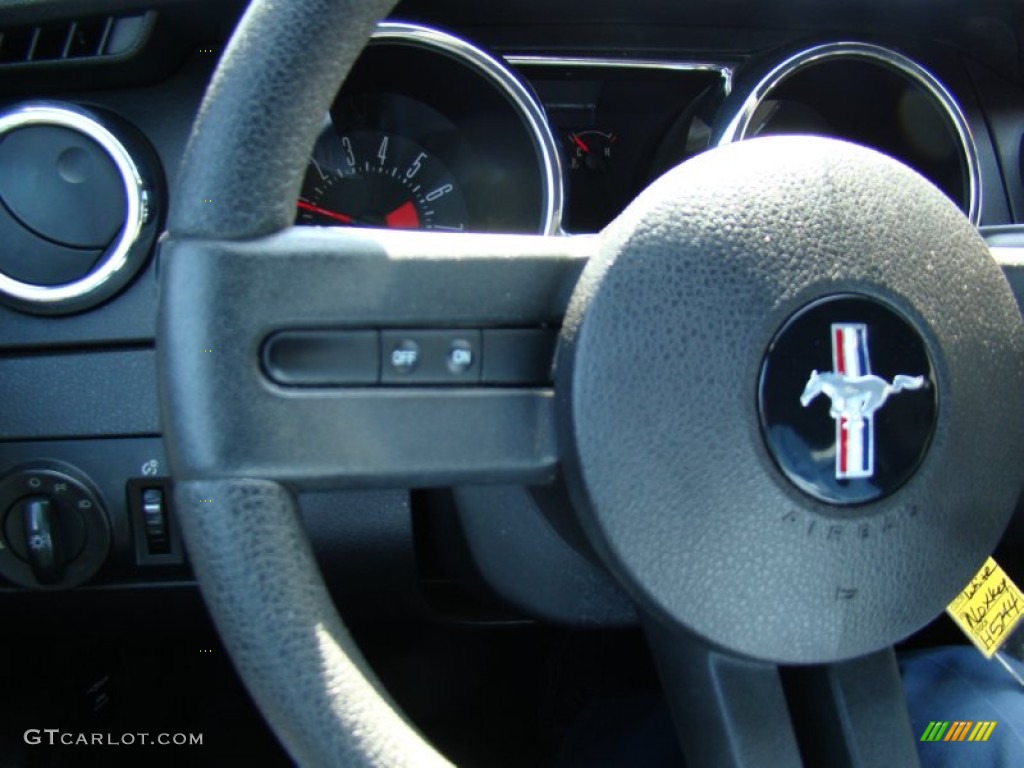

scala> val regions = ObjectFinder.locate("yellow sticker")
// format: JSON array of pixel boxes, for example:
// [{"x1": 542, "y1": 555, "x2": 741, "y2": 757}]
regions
[{"x1": 946, "y1": 557, "x2": 1024, "y2": 659}]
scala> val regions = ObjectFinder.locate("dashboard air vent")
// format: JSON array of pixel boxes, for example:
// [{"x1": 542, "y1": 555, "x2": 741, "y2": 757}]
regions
[{"x1": 0, "y1": 14, "x2": 149, "y2": 65}]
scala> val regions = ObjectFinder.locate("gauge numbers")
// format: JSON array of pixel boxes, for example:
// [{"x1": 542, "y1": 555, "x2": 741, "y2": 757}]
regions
[{"x1": 297, "y1": 131, "x2": 468, "y2": 231}]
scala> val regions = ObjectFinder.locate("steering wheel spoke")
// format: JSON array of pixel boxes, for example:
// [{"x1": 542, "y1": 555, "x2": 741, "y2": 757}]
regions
[
  {"x1": 159, "y1": 227, "x2": 592, "y2": 486},
  {"x1": 784, "y1": 646, "x2": 920, "y2": 767},
  {"x1": 643, "y1": 616, "x2": 802, "y2": 767},
  {"x1": 644, "y1": 616, "x2": 920, "y2": 767}
]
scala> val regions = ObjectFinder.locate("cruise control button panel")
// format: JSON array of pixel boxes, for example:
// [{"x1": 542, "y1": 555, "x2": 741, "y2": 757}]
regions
[
  {"x1": 262, "y1": 328, "x2": 555, "y2": 387},
  {"x1": 381, "y1": 330, "x2": 480, "y2": 384}
]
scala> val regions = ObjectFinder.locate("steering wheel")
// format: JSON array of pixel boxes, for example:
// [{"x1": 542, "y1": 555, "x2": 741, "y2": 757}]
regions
[{"x1": 159, "y1": 0, "x2": 1024, "y2": 765}]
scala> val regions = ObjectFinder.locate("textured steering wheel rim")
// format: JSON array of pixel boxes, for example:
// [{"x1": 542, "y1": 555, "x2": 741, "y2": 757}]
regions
[
  {"x1": 163, "y1": 1, "x2": 451, "y2": 765},
  {"x1": 169, "y1": 0, "x2": 397, "y2": 240}
]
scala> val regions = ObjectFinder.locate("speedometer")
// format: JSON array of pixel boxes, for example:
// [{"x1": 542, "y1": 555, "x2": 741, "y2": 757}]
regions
[{"x1": 298, "y1": 130, "x2": 468, "y2": 231}]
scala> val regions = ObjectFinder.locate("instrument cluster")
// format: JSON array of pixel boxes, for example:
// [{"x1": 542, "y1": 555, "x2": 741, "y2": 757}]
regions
[{"x1": 298, "y1": 24, "x2": 981, "y2": 236}]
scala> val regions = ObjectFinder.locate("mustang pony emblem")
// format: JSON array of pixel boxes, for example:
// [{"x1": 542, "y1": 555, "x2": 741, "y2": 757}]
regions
[
  {"x1": 800, "y1": 371, "x2": 926, "y2": 422},
  {"x1": 800, "y1": 323, "x2": 926, "y2": 480}
]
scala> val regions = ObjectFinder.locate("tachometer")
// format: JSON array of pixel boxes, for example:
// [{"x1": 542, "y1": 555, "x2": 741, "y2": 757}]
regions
[
  {"x1": 298, "y1": 130, "x2": 468, "y2": 231},
  {"x1": 293, "y1": 23, "x2": 562, "y2": 235}
]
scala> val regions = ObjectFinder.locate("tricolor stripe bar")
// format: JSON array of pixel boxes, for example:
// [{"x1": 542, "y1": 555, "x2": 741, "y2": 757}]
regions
[
  {"x1": 836, "y1": 417, "x2": 874, "y2": 479},
  {"x1": 831, "y1": 323, "x2": 872, "y2": 479},
  {"x1": 832, "y1": 323, "x2": 870, "y2": 377}
]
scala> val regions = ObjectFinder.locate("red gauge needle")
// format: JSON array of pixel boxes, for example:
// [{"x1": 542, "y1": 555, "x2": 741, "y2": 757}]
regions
[
  {"x1": 385, "y1": 200, "x2": 420, "y2": 229},
  {"x1": 571, "y1": 134, "x2": 590, "y2": 153},
  {"x1": 296, "y1": 200, "x2": 353, "y2": 224}
]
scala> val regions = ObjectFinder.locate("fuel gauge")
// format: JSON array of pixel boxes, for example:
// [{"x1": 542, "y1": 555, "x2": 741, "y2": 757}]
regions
[{"x1": 567, "y1": 130, "x2": 618, "y2": 173}]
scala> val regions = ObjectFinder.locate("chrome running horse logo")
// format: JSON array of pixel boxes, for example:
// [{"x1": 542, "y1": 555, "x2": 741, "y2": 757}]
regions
[
  {"x1": 800, "y1": 372, "x2": 926, "y2": 422},
  {"x1": 800, "y1": 323, "x2": 926, "y2": 479}
]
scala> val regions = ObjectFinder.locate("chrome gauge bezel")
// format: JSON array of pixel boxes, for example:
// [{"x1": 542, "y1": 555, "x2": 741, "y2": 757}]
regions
[
  {"x1": 715, "y1": 42, "x2": 981, "y2": 224},
  {"x1": 504, "y1": 54, "x2": 734, "y2": 96},
  {"x1": 361, "y1": 22, "x2": 564, "y2": 236}
]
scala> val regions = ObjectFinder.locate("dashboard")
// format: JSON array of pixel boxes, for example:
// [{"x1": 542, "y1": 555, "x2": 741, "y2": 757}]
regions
[
  {"x1": 0, "y1": 0, "x2": 1022, "y2": 611},
  {"x1": 3, "y1": 2, "x2": 1024, "y2": 765}
]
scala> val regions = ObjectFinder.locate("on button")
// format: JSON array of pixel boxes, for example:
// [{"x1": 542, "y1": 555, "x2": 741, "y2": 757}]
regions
[{"x1": 447, "y1": 340, "x2": 474, "y2": 373}]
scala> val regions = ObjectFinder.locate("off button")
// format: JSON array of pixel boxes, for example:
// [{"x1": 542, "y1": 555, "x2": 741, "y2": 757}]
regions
[{"x1": 388, "y1": 339, "x2": 420, "y2": 375}]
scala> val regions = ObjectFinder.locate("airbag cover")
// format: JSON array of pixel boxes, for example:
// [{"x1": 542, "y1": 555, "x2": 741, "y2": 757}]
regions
[{"x1": 556, "y1": 136, "x2": 1024, "y2": 663}]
